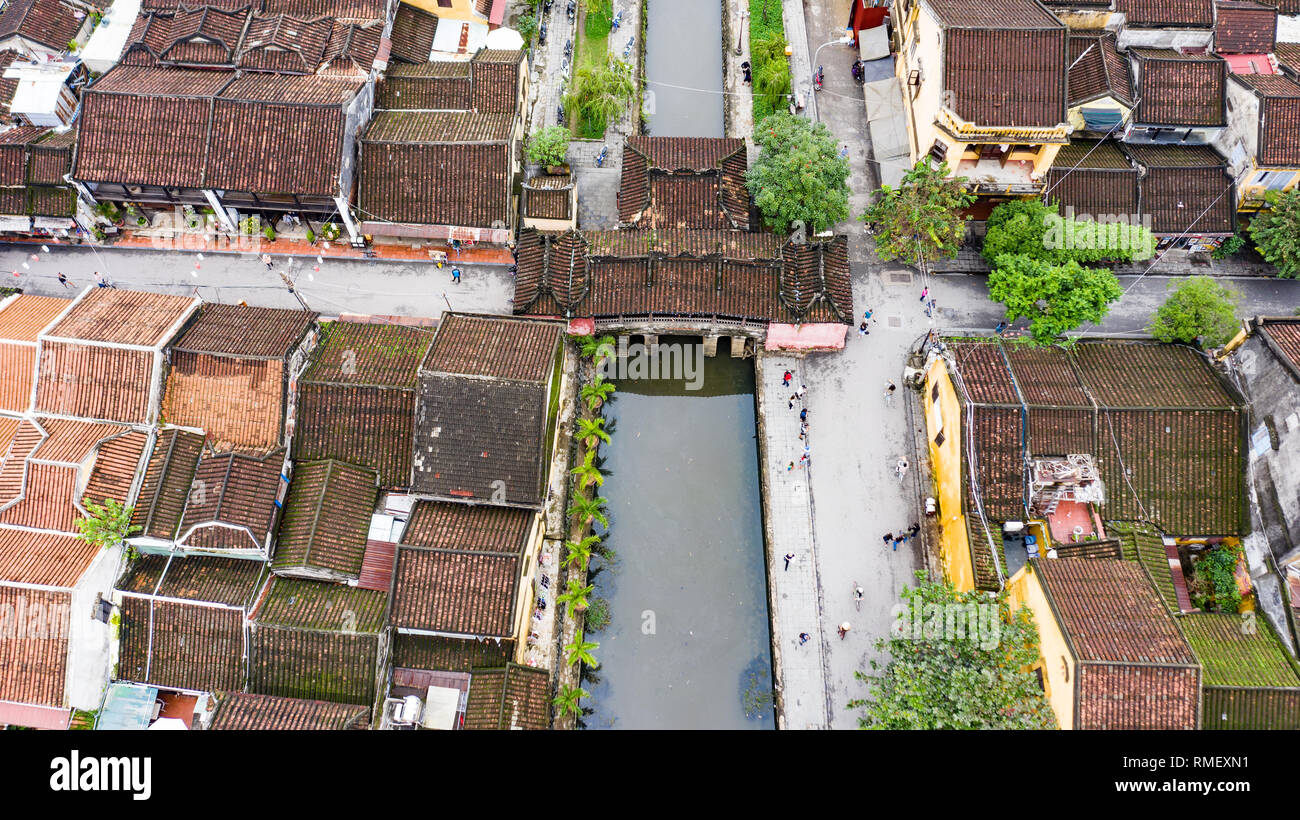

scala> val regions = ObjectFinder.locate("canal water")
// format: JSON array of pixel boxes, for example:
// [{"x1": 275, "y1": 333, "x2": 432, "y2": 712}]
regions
[
  {"x1": 583, "y1": 340, "x2": 773, "y2": 729},
  {"x1": 643, "y1": 0, "x2": 726, "y2": 137}
]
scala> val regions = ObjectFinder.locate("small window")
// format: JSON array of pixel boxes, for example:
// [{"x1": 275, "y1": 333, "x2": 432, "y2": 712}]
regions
[
  {"x1": 437, "y1": 0, "x2": 453, "y2": 6},
  {"x1": 929, "y1": 140, "x2": 947, "y2": 162},
  {"x1": 934, "y1": 430, "x2": 946, "y2": 447},
  {"x1": 931, "y1": 383, "x2": 940, "y2": 402},
  {"x1": 1033, "y1": 666, "x2": 1045, "y2": 693}
]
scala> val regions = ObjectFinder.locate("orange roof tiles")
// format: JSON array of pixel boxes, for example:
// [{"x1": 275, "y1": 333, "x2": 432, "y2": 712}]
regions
[{"x1": 0, "y1": 527, "x2": 98, "y2": 587}]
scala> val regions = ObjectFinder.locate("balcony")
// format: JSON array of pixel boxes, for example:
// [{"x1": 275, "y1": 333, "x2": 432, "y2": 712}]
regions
[
  {"x1": 954, "y1": 157, "x2": 1044, "y2": 195},
  {"x1": 935, "y1": 107, "x2": 1070, "y2": 144}
]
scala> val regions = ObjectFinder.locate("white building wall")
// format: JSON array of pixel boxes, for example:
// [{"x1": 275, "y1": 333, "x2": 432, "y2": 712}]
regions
[{"x1": 65, "y1": 544, "x2": 123, "y2": 710}]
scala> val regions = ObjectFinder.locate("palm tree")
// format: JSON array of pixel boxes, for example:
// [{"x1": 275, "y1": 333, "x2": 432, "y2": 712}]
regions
[
  {"x1": 568, "y1": 494, "x2": 609, "y2": 528},
  {"x1": 576, "y1": 416, "x2": 610, "y2": 450},
  {"x1": 565, "y1": 634, "x2": 600, "y2": 668},
  {"x1": 571, "y1": 450, "x2": 605, "y2": 489},
  {"x1": 579, "y1": 334, "x2": 616, "y2": 363},
  {"x1": 557, "y1": 578, "x2": 595, "y2": 618},
  {"x1": 752, "y1": 31, "x2": 792, "y2": 116},
  {"x1": 563, "y1": 534, "x2": 600, "y2": 571},
  {"x1": 553, "y1": 683, "x2": 589, "y2": 717},
  {"x1": 581, "y1": 375, "x2": 616, "y2": 412}
]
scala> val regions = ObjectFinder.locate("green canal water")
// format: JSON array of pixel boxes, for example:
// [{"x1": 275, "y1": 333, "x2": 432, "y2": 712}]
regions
[{"x1": 581, "y1": 340, "x2": 773, "y2": 729}]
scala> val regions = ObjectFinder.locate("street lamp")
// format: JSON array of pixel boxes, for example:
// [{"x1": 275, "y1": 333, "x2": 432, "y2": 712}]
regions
[
  {"x1": 810, "y1": 33, "x2": 856, "y2": 122},
  {"x1": 735, "y1": 9, "x2": 748, "y2": 56}
]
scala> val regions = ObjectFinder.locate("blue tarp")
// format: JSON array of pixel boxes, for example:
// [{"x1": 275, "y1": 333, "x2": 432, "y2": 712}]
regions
[{"x1": 96, "y1": 683, "x2": 158, "y2": 730}]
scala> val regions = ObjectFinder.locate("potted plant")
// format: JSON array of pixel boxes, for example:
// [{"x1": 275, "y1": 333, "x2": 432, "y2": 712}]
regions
[
  {"x1": 305, "y1": 227, "x2": 316, "y2": 244},
  {"x1": 527, "y1": 126, "x2": 571, "y2": 174},
  {"x1": 263, "y1": 225, "x2": 276, "y2": 242}
]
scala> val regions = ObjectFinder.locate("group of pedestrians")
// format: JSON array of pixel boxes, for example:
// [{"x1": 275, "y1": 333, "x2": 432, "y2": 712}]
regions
[
  {"x1": 782, "y1": 371, "x2": 810, "y2": 471},
  {"x1": 858, "y1": 308, "x2": 875, "y2": 337},
  {"x1": 881, "y1": 523, "x2": 921, "y2": 552}
]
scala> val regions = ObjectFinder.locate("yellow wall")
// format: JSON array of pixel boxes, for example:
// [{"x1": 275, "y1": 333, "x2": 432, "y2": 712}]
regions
[
  {"x1": 1006, "y1": 563, "x2": 1075, "y2": 730},
  {"x1": 923, "y1": 357, "x2": 975, "y2": 592},
  {"x1": 402, "y1": 0, "x2": 480, "y2": 22}
]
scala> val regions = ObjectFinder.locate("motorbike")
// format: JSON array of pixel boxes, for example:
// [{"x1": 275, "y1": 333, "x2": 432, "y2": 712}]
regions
[
  {"x1": 544, "y1": 0, "x2": 553, "y2": 12},
  {"x1": 595, "y1": 145, "x2": 608, "y2": 167},
  {"x1": 564, "y1": 39, "x2": 572, "y2": 59},
  {"x1": 612, "y1": 10, "x2": 623, "y2": 31},
  {"x1": 623, "y1": 35, "x2": 634, "y2": 59},
  {"x1": 566, "y1": 0, "x2": 575, "y2": 22},
  {"x1": 851, "y1": 60, "x2": 863, "y2": 84},
  {"x1": 557, "y1": 104, "x2": 566, "y2": 125},
  {"x1": 539, "y1": 22, "x2": 547, "y2": 44},
  {"x1": 814, "y1": 65, "x2": 824, "y2": 91}
]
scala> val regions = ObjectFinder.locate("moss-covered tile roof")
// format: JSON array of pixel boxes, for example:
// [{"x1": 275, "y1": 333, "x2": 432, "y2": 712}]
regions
[{"x1": 1178, "y1": 612, "x2": 1300, "y2": 688}]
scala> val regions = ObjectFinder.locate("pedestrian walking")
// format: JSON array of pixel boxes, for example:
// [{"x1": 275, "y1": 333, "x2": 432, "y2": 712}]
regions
[
  {"x1": 838, "y1": 622, "x2": 851, "y2": 640},
  {"x1": 782, "y1": 369, "x2": 792, "y2": 386},
  {"x1": 863, "y1": 308, "x2": 873, "y2": 322},
  {"x1": 994, "y1": 321, "x2": 1007, "y2": 335},
  {"x1": 798, "y1": 422, "x2": 808, "y2": 440},
  {"x1": 883, "y1": 532, "x2": 893, "y2": 548},
  {"x1": 786, "y1": 461, "x2": 794, "y2": 472},
  {"x1": 884, "y1": 380, "x2": 896, "y2": 403},
  {"x1": 262, "y1": 253, "x2": 273, "y2": 271},
  {"x1": 795, "y1": 384, "x2": 807, "y2": 400},
  {"x1": 452, "y1": 266, "x2": 462, "y2": 283},
  {"x1": 798, "y1": 453, "x2": 808, "y2": 467},
  {"x1": 838, "y1": 145, "x2": 849, "y2": 159},
  {"x1": 892, "y1": 535, "x2": 903, "y2": 551},
  {"x1": 908, "y1": 522, "x2": 920, "y2": 539},
  {"x1": 895, "y1": 458, "x2": 909, "y2": 481},
  {"x1": 56, "y1": 271, "x2": 68, "y2": 289},
  {"x1": 858, "y1": 321, "x2": 869, "y2": 336},
  {"x1": 799, "y1": 632, "x2": 810, "y2": 645},
  {"x1": 919, "y1": 286, "x2": 929, "y2": 302},
  {"x1": 799, "y1": 408, "x2": 808, "y2": 422},
  {"x1": 788, "y1": 395, "x2": 797, "y2": 410},
  {"x1": 784, "y1": 552, "x2": 795, "y2": 571}
]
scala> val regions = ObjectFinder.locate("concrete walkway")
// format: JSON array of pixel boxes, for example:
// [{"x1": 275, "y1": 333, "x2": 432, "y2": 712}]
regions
[{"x1": 756, "y1": 352, "x2": 831, "y2": 729}]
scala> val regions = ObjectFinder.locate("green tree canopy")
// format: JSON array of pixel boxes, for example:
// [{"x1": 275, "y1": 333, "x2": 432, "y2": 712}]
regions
[
  {"x1": 984, "y1": 199, "x2": 1155, "y2": 265},
  {"x1": 526, "y1": 126, "x2": 571, "y2": 167},
  {"x1": 751, "y1": 30, "x2": 791, "y2": 122},
  {"x1": 1248, "y1": 188, "x2": 1300, "y2": 278},
  {"x1": 848, "y1": 575, "x2": 1057, "y2": 730},
  {"x1": 862, "y1": 160, "x2": 974, "y2": 270},
  {"x1": 987, "y1": 254, "x2": 1122, "y2": 345},
  {"x1": 746, "y1": 112, "x2": 850, "y2": 234},
  {"x1": 75, "y1": 498, "x2": 140, "y2": 551},
  {"x1": 1147, "y1": 275, "x2": 1241, "y2": 348},
  {"x1": 564, "y1": 57, "x2": 634, "y2": 139}
]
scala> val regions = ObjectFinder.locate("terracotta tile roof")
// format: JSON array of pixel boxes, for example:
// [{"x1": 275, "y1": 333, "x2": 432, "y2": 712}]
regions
[
  {"x1": 82, "y1": 427, "x2": 149, "y2": 508},
  {"x1": 0, "y1": 0, "x2": 86, "y2": 52},
  {"x1": 513, "y1": 229, "x2": 853, "y2": 324},
  {"x1": 117, "y1": 594, "x2": 246, "y2": 692},
  {"x1": 523, "y1": 175, "x2": 573, "y2": 220},
  {"x1": 1277, "y1": 41, "x2": 1300, "y2": 75},
  {"x1": 237, "y1": 13, "x2": 333, "y2": 73},
  {"x1": 131, "y1": 428, "x2": 204, "y2": 540},
  {"x1": 1202, "y1": 687, "x2": 1300, "y2": 729},
  {"x1": 1131, "y1": 49, "x2": 1227, "y2": 126},
  {"x1": 1122, "y1": 143, "x2": 1235, "y2": 235},
  {"x1": 946, "y1": 27, "x2": 1067, "y2": 128},
  {"x1": 0, "y1": 125, "x2": 47, "y2": 185},
  {"x1": 117, "y1": 553, "x2": 268, "y2": 608},
  {"x1": 618, "y1": 136, "x2": 749, "y2": 228},
  {"x1": 261, "y1": 0, "x2": 386, "y2": 21},
  {"x1": 209, "y1": 691, "x2": 369, "y2": 729},
  {"x1": 248, "y1": 624, "x2": 381, "y2": 704},
  {"x1": 159, "y1": 6, "x2": 251, "y2": 66},
  {"x1": 0, "y1": 50, "x2": 19, "y2": 121},
  {"x1": 376, "y1": 61, "x2": 471, "y2": 109},
  {"x1": 422, "y1": 313, "x2": 561, "y2": 382},
  {"x1": 45, "y1": 286, "x2": 196, "y2": 346},
  {"x1": 293, "y1": 322, "x2": 433, "y2": 487},
  {"x1": 1035, "y1": 557, "x2": 1199, "y2": 729},
  {"x1": 391, "y1": 632, "x2": 513, "y2": 670},
  {"x1": 319, "y1": 20, "x2": 382, "y2": 76},
  {"x1": 1230, "y1": 73, "x2": 1300, "y2": 166},
  {"x1": 359, "y1": 114, "x2": 511, "y2": 228},
  {"x1": 462, "y1": 664, "x2": 550, "y2": 729},
  {"x1": 0, "y1": 585, "x2": 69, "y2": 706},
  {"x1": 1067, "y1": 32, "x2": 1133, "y2": 107},
  {"x1": 1178, "y1": 611, "x2": 1300, "y2": 688},
  {"x1": 254, "y1": 575, "x2": 387, "y2": 631},
  {"x1": 0, "y1": 526, "x2": 97, "y2": 587},
  {"x1": 1118, "y1": 0, "x2": 1216, "y2": 25},
  {"x1": 272, "y1": 459, "x2": 376, "y2": 580},
  {"x1": 469, "y1": 50, "x2": 524, "y2": 114},
  {"x1": 389, "y1": 2, "x2": 437, "y2": 64},
  {"x1": 0, "y1": 294, "x2": 66, "y2": 413},
  {"x1": 357, "y1": 538, "x2": 395, "y2": 591},
  {"x1": 1216, "y1": 1, "x2": 1277, "y2": 52},
  {"x1": 949, "y1": 339, "x2": 1247, "y2": 534},
  {"x1": 1258, "y1": 319, "x2": 1300, "y2": 373},
  {"x1": 172, "y1": 303, "x2": 317, "y2": 359},
  {"x1": 391, "y1": 545, "x2": 520, "y2": 635},
  {"x1": 1044, "y1": 140, "x2": 1139, "y2": 222},
  {"x1": 178, "y1": 451, "x2": 283, "y2": 552},
  {"x1": 401, "y1": 500, "x2": 533, "y2": 550}
]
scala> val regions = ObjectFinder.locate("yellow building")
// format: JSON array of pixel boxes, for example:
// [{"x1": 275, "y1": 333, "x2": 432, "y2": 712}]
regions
[{"x1": 892, "y1": 0, "x2": 1071, "y2": 200}]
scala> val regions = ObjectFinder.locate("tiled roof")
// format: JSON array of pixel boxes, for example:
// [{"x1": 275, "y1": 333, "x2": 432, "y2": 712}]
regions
[
  {"x1": 1044, "y1": 140, "x2": 1138, "y2": 222},
  {"x1": 949, "y1": 340, "x2": 1247, "y2": 534},
  {"x1": 617, "y1": 137, "x2": 749, "y2": 229},
  {"x1": 411, "y1": 349, "x2": 553, "y2": 505},
  {"x1": 391, "y1": 632, "x2": 513, "y2": 670},
  {"x1": 943, "y1": 23, "x2": 1067, "y2": 128},
  {"x1": 1231, "y1": 73, "x2": 1300, "y2": 167},
  {"x1": 1178, "y1": 612, "x2": 1300, "y2": 687},
  {"x1": 1035, "y1": 557, "x2": 1200, "y2": 730},
  {"x1": 117, "y1": 595, "x2": 246, "y2": 692},
  {"x1": 926, "y1": 0, "x2": 1063, "y2": 26},
  {"x1": 293, "y1": 322, "x2": 434, "y2": 487},
  {"x1": 131, "y1": 428, "x2": 204, "y2": 540},
  {"x1": 272, "y1": 459, "x2": 377, "y2": 580},
  {"x1": 1121, "y1": 143, "x2": 1234, "y2": 235},
  {"x1": 0, "y1": 585, "x2": 69, "y2": 707},
  {"x1": 470, "y1": 50, "x2": 524, "y2": 114},
  {"x1": 1202, "y1": 687, "x2": 1300, "y2": 729},
  {"x1": 1258, "y1": 319, "x2": 1300, "y2": 374},
  {"x1": 360, "y1": 115, "x2": 511, "y2": 228},
  {"x1": 1132, "y1": 49, "x2": 1226, "y2": 126},
  {"x1": 117, "y1": 553, "x2": 267, "y2": 608},
  {"x1": 261, "y1": 0, "x2": 386, "y2": 21},
  {"x1": 171, "y1": 302, "x2": 315, "y2": 358},
  {"x1": 319, "y1": 20, "x2": 382, "y2": 76},
  {"x1": 523, "y1": 174, "x2": 573, "y2": 220},
  {"x1": 1118, "y1": 0, "x2": 1216, "y2": 26},
  {"x1": 0, "y1": 526, "x2": 97, "y2": 587},
  {"x1": 422, "y1": 313, "x2": 561, "y2": 382},
  {"x1": 45, "y1": 287, "x2": 195, "y2": 346},
  {"x1": 401, "y1": 500, "x2": 534, "y2": 549},
  {"x1": 0, "y1": 0, "x2": 86, "y2": 52},
  {"x1": 1216, "y1": 1, "x2": 1277, "y2": 52},
  {"x1": 248, "y1": 624, "x2": 381, "y2": 704},
  {"x1": 377, "y1": 62, "x2": 471, "y2": 109},
  {"x1": 0, "y1": 294, "x2": 66, "y2": 413},
  {"x1": 389, "y1": 3, "x2": 437, "y2": 63},
  {"x1": 178, "y1": 451, "x2": 283, "y2": 552},
  {"x1": 254, "y1": 575, "x2": 387, "y2": 631},
  {"x1": 238, "y1": 14, "x2": 333, "y2": 73},
  {"x1": 1067, "y1": 32, "x2": 1133, "y2": 107},
  {"x1": 513, "y1": 229, "x2": 854, "y2": 324},
  {"x1": 1277, "y1": 42, "x2": 1300, "y2": 75},
  {"x1": 209, "y1": 691, "x2": 369, "y2": 729},
  {"x1": 462, "y1": 664, "x2": 550, "y2": 729}
]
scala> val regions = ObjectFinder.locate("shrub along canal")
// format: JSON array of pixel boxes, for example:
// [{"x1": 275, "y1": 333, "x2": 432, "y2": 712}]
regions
[{"x1": 582, "y1": 338, "x2": 773, "y2": 729}]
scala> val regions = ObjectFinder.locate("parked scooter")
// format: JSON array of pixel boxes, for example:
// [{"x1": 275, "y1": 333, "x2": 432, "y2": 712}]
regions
[
  {"x1": 564, "y1": 39, "x2": 572, "y2": 59},
  {"x1": 557, "y1": 104, "x2": 566, "y2": 125},
  {"x1": 623, "y1": 35, "x2": 634, "y2": 59},
  {"x1": 595, "y1": 145, "x2": 609, "y2": 167},
  {"x1": 539, "y1": 22, "x2": 548, "y2": 44},
  {"x1": 544, "y1": 0, "x2": 553, "y2": 13},
  {"x1": 612, "y1": 10, "x2": 623, "y2": 31},
  {"x1": 851, "y1": 60, "x2": 864, "y2": 84},
  {"x1": 813, "y1": 65, "x2": 824, "y2": 91},
  {"x1": 566, "y1": 0, "x2": 575, "y2": 22}
]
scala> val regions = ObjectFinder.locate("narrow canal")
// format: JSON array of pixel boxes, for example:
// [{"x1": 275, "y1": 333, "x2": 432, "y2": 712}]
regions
[
  {"x1": 642, "y1": 0, "x2": 725, "y2": 137},
  {"x1": 584, "y1": 340, "x2": 772, "y2": 729}
]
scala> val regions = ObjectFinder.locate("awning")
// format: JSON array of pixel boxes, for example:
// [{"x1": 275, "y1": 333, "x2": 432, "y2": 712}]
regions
[
  {"x1": 0, "y1": 700, "x2": 71, "y2": 729},
  {"x1": 863, "y1": 73, "x2": 910, "y2": 187},
  {"x1": 765, "y1": 323, "x2": 847, "y2": 351},
  {"x1": 96, "y1": 682, "x2": 159, "y2": 731}
]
